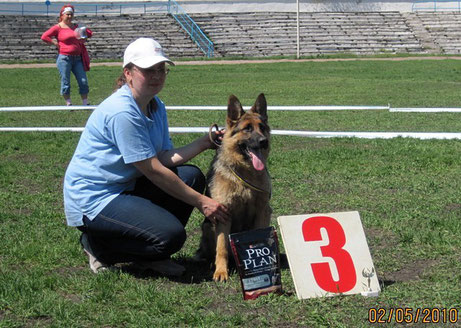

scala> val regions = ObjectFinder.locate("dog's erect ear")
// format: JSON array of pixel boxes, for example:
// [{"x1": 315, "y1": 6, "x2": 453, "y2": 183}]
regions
[
  {"x1": 250, "y1": 93, "x2": 268, "y2": 122},
  {"x1": 227, "y1": 94, "x2": 245, "y2": 127}
]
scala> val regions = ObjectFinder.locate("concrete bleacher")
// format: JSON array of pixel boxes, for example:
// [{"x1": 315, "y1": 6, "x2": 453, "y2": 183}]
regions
[
  {"x1": 406, "y1": 12, "x2": 461, "y2": 54},
  {"x1": 3, "y1": 11, "x2": 461, "y2": 61},
  {"x1": 0, "y1": 14, "x2": 203, "y2": 61},
  {"x1": 191, "y1": 11, "x2": 425, "y2": 57}
]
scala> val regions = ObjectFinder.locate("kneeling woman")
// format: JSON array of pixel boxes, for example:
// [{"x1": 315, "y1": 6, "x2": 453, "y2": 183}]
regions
[{"x1": 63, "y1": 38, "x2": 229, "y2": 275}]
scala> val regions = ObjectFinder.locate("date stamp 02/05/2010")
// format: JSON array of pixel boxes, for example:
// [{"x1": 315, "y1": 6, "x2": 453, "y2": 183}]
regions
[{"x1": 368, "y1": 308, "x2": 459, "y2": 324}]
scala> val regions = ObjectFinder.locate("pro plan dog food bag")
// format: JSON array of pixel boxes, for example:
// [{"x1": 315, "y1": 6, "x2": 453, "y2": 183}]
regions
[{"x1": 229, "y1": 226, "x2": 282, "y2": 300}]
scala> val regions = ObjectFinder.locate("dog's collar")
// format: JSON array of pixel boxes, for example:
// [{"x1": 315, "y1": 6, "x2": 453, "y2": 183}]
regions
[{"x1": 229, "y1": 166, "x2": 271, "y2": 197}]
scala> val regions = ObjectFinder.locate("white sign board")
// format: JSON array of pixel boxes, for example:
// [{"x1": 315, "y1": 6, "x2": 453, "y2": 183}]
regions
[{"x1": 277, "y1": 211, "x2": 380, "y2": 299}]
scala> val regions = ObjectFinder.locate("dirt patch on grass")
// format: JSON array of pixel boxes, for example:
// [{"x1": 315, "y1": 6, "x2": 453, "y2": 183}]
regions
[
  {"x1": 25, "y1": 315, "x2": 53, "y2": 328},
  {"x1": 8, "y1": 207, "x2": 34, "y2": 217},
  {"x1": 382, "y1": 259, "x2": 439, "y2": 283},
  {"x1": 13, "y1": 178, "x2": 43, "y2": 195},
  {"x1": 58, "y1": 290, "x2": 83, "y2": 304},
  {"x1": 55, "y1": 266, "x2": 86, "y2": 277},
  {"x1": 366, "y1": 227, "x2": 441, "y2": 284},
  {"x1": 444, "y1": 202, "x2": 461, "y2": 213},
  {"x1": 366, "y1": 227, "x2": 399, "y2": 253},
  {"x1": 8, "y1": 153, "x2": 40, "y2": 163}
]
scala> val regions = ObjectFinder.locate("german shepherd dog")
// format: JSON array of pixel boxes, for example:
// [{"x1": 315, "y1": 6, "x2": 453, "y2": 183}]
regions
[{"x1": 195, "y1": 93, "x2": 272, "y2": 282}]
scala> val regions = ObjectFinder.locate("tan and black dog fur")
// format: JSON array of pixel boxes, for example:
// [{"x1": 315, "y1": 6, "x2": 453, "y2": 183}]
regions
[{"x1": 196, "y1": 93, "x2": 272, "y2": 282}]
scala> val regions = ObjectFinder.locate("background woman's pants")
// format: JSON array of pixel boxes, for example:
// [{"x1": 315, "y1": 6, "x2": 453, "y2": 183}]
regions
[
  {"x1": 78, "y1": 165, "x2": 206, "y2": 265},
  {"x1": 56, "y1": 54, "x2": 89, "y2": 95}
]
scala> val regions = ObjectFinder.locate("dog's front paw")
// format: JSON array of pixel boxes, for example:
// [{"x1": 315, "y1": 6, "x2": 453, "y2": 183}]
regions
[{"x1": 213, "y1": 267, "x2": 229, "y2": 282}]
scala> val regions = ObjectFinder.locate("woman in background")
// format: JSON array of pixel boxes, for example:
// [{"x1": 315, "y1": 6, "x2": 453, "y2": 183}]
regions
[{"x1": 41, "y1": 4, "x2": 92, "y2": 106}]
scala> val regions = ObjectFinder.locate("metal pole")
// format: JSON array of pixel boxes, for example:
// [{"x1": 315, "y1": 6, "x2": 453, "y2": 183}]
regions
[{"x1": 296, "y1": 0, "x2": 300, "y2": 59}]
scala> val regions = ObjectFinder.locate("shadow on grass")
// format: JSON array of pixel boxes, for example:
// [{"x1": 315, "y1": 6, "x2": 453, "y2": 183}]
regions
[
  {"x1": 115, "y1": 258, "x2": 213, "y2": 284},
  {"x1": 116, "y1": 253, "x2": 290, "y2": 285}
]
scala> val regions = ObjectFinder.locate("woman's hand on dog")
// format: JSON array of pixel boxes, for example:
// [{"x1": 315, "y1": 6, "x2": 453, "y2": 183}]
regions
[{"x1": 199, "y1": 196, "x2": 229, "y2": 224}]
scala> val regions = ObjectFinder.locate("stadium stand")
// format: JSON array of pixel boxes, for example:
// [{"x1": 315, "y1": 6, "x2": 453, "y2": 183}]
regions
[
  {"x1": 2, "y1": 10, "x2": 461, "y2": 60},
  {"x1": 191, "y1": 12, "x2": 425, "y2": 57},
  {"x1": 0, "y1": 14, "x2": 203, "y2": 61},
  {"x1": 406, "y1": 12, "x2": 461, "y2": 54}
]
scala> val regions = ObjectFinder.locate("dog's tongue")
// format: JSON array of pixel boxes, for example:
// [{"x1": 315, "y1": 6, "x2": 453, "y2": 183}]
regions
[{"x1": 249, "y1": 150, "x2": 265, "y2": 171}]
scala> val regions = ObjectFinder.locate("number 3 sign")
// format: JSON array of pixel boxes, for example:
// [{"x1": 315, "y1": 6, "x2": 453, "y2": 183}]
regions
[{"x1": 277, "y1": 211, "x2": 380, "y2": 299}]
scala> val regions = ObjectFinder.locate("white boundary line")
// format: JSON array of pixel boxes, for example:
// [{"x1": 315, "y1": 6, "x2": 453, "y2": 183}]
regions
[{"x1": 1, "y1": 127, "x2": 461, "y2": 140}]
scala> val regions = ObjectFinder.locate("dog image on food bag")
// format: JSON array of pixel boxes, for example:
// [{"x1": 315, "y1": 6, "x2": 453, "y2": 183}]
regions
[{"x1": 195, "y1": 93, "x2": 272, "y2": 282}]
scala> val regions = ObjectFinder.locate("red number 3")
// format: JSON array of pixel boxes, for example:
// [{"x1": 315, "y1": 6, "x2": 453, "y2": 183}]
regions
[{"x1": 302, "y1": 216, "x2": 356, "y2": 293}]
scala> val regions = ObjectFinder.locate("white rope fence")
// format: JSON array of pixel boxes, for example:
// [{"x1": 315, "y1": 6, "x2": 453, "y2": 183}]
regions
[
  {"x1": 3, "y1": 105, "x2": 461, "y2": 112},
  {"x1": 0, "y1": 106, "x2": 96, "y2": 112},
  {"x1": 389, "y1": 107, "x2": 461, "y2": 113},
  {"x1": 0, "y1": 105, "x2": 390, "y2": 112},
  {"x1": 1, "y1": 127, "x2": 461, "y2": 140},
  {"x1": 2, "y1": 105, "x2": 461, "y2": 140}
]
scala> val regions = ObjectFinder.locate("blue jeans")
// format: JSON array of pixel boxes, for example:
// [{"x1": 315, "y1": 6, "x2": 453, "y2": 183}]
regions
[
  {"x1": 56, "y1": 54, "x2": 89, "y2": 96},
  {"x1": 78, "y1": 165, "x2": 206, "y2": 265}
]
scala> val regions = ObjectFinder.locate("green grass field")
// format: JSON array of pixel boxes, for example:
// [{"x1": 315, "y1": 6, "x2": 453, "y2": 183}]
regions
[{"x1": 0, "y1": 59, "x2": 460, "y2": 327}]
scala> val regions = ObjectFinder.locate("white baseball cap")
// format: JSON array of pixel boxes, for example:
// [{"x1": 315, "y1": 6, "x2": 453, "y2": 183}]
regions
[{"x1": 123, "y1": 38, "x2": 174, "y2": 68}]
